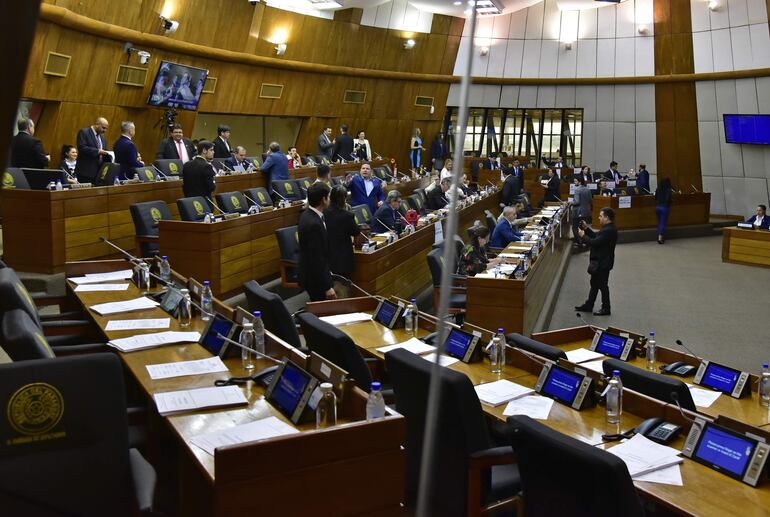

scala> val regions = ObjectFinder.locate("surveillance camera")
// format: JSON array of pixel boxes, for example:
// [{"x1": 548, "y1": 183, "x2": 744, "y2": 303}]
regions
[{"x1": 138, "y1": 51, "x2": 151, "y2": 65}]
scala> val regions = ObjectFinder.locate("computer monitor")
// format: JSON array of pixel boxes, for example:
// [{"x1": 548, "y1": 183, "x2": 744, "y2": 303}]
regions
[
  {"x1": 22, "y1": 168, "x2": 66, "y2": 190},
  {"x1": 264, "y1": 360, "x2": 319, "y2": 424},
  {"x1": 443, "y1": 327, "x2": 481, "y2": 363}
]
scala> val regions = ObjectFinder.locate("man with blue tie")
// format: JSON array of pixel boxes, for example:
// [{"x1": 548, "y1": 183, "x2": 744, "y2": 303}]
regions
[
  {"x1": 112, "y1": 121, "x2": 144, "y2": 180},
  {"x1": 372, "y1": 191, "x2": 403, "y2": 233},
  {"x1": 75, "y1": 117, "x2": 111, "y2": 183},
  {"x1": 349, "y1": 163, "x2": 384, "y2": 214},
  {"x1": 746, "y1": 205, "x2": 770, "y2": 229},
  {"x1": 491, "y1": 206, "x2": 523, "y2": 248}
]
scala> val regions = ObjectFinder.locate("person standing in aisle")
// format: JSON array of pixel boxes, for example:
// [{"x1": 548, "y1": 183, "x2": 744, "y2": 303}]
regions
[
  {"x1": 574, "y1": 207, "x2": 618, "y2": 316},
  {"x1": 655, "y1": 177, "x2": 673, "y2": 244}
]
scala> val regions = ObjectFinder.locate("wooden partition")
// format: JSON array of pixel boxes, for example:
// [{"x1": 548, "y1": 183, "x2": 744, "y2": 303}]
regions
[
  {"x1": 721, "y1": 227, "x2": 770, "y2": 268},
  {"x1": 592, "y1": 192, "x2": 710, "y2": 230}
]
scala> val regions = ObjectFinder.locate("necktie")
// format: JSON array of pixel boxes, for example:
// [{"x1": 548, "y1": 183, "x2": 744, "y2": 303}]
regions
[{"x1": 177, "y1": 141, "x2": 184, "y2": 160}]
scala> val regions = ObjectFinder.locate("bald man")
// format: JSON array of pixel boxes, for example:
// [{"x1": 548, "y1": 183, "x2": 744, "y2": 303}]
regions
[{"x1": 75, "y1": 117, "x2": 111, "y2": 183}]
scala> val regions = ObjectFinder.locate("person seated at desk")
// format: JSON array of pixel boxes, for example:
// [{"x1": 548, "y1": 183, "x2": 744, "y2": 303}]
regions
[
  {"x1": 440, "y1": 158, "x2": 454, "y2": 180},
  {"x1": 225, "y1": 146, "x2": 251, "y2": 171},
  {"x1": 598, "y1": 179, "x2": 616, "y2": 197},
  {"x1": 156, "y1": 123, "x2": 195, "y2": 162},
  {"x1": 58, "y1": 145, "x2": 79, "y2": 183},
  {"x1": 491, "y1": 206, "x2": 524, "y2": 248},
  {"x1": 426, "y1": 177, "x2": 451, "y2": 210},
  {"x1": 448, "y1": 174, "x2": 470, "y2": 200},
  {"x1": 349, "y1": 162, "x2": 384, "y2": 214},
  {"x1": 458, "y1": 224, "x2": 501, "y2": 276},
  {"x1": 543, "y1": 168, "x2": 561, "y2": 203},
  {"x1": 372, "y1": 190, "x2": 403, "y2": 233},
  {"x1": 425, "y1": 171, "x2": 440, "y2": 193},
  {"x1": 576, "y1": 165, "x2": 596, "y2": 186},
  {"x1": 287, "y1": 146, "x2": 304, "y2": 169},
  {"x1": 746, "y1": 204, "x2": 769, "y2": 229}
]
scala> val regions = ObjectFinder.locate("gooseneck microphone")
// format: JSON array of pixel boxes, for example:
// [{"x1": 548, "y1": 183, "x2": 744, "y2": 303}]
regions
[
  {"x1": 206, "y1": 196, "x2": 229, "y2": 216},
  {"x1": 576, "y1": 312, "x2": 603, "y2": 333},
  {"x1": 675, "y1": 339, "x2": 705, "y2": 365}
]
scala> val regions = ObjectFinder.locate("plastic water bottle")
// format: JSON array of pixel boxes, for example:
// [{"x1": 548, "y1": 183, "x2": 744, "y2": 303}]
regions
[
  {"x1": 494, "y1": 262, "x2": 501, "y2": 278},
  {"x1": 759, "y1": 363, "x2": 770, "y2": 408},
  {"x1": 404, "y1": 300, "x2": 417, "y2": 336},
  {"x1": 114, "y1": 177, "x2": 121, "y2": 186},
  {"x1": 138, "y1": 262, "x2": 151, "y2": 293},
  {"x1": 606, "y1": 370, "x2": 623, "y2": 424},
  {"x1": 646, "y1": 331, "x2": 657, "y2": 371},
  {"x1": 252, "y1": 311, "x2": 265, "y2": 358},
  {"x1": 203, "y1": 212, "x2": 212, "y2": 223},
  {"x1": 523, "y1": 252, "x2": 530, "y2": 272},
  {"x1": 201, "y1": 281, "x2": 213, "y2": 321},
  {"x1": 159, "y1": 256, "x2": 171, "y2": 283},
  {"x1": 366, "y1": 381, "x2": 386, "y2": 420},
  {"x1": 178, "y1": 288, "x2": 192, "y2": 328},
  {"x1": 240, "y1": 322, "x2": 257, "y2": 371},
  {"x1": 55, "y1": 179, "x2": 63, "y2": 191},
  {"x1": 489, "y1": 328, "x2": 505, "y2": 374},
  {"x1": 316, "y1": 383, "x2": 337, "y2": 428}
]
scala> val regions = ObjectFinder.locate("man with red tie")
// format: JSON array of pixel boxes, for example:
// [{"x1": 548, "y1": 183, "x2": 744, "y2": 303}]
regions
[{"x1": 155, "y1": 123, "x2": 196, "y2": 162}]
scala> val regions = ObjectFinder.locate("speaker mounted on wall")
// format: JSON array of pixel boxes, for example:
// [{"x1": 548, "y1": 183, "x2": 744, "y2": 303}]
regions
[
  {"x1": 259, "y1": 83, "x2": 284, "y2": 99},
  {"x1": 44, "y1": 51, "x2": 71, "y2": 78}
]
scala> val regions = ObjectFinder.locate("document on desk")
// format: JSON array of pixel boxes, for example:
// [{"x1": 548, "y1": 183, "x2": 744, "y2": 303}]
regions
[
  {"x1": 634, "y1": 464, "x2": 683, "y2": 486},
  {"x1": 579, "y1": 359, "x2": 606, "y2": 374},
  {"x1": 90, "y1": 297, "x2": 159, "y2": 315},
  {"x1": 606, "y1": 434, "x2": 683, "y2": 478},
  {"x1": 319, "y1": 312, "x2": 372, "y2": 326},
  {"x1": 502, "y1": 394, "x2": 554, "y2": 420},
  {"x1": 146, "y1": 356, "x2": 228, "y2": 380},
  {"x1": 498, "y1": 252, "x2": 523, "y2": 259},
  {"x1": 105, "y1": 318, "x2": 170, "y2": 331},
  {"x1": 565, "y1": 348, "x2": 605, "y2": 364},
  {"x1": 153, "y1": 385, "x2": 247, "y2": 415},
  {"x1": 108, "y1": 331, "x2": 201, "y2": 352},
  {"x1": 69, "y1": 269, "x2": 134, "y2": 285},
  {"x1": 377, "y1": 338, "x2": 436, "y2": 355},
  {"x1": 475, "y1": 379, "x2": 534, "y2": 407},
  {"x1": 190, "y1": 416, "x2": 299, "y2": 456},
  {"x1": 687, "y1": 384, "x2": 722, "y2": 408},
  {"x1": 421, "y1": 353, "x2": 460, "y2": 367},
  {"x1": 74, "y1": 283, "x2": 130, "y2": 292}
]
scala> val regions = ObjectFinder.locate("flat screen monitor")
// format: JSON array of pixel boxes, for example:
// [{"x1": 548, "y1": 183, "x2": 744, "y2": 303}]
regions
[
  {"x1": 266, "y1": 361, "x2": 317, "y2": 423},
  {"x1": 373, "y1": 299, "x2": 402, "y2": 328},
  {"x1": 22, "y1": 168, "x2": 66, "y2": 190},
  {"x1": 541, "y1": 365, "x2": 584, "y2": 406},
  {"x1": 199, "y1": 314, "x2": 236, "y2": 356},
  {"x1": 595, "y1": 332, "x2": 627, "y2": 358},
  {"x1": 444, "y1": 328, "x2": 474, "y2": 360},
  {"x1": 692, "y1": 423, "x2": 757, "y2": 479},
  {"x1": 700, "y1": 362, "x2": 741, "y2": 394},
  {"x1": 147, "y1": 61, "x2": 208, "y2": 111},
  {"x1": 723, "y1": 114, "x2": 770, "y2": 145}
]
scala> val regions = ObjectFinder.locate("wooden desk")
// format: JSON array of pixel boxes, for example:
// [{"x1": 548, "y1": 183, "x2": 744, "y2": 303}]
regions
[
  {"x1": 592, "y1": 192, "x2": 710, "y2": 230},
  {"x1": 722, "y1": 227, "x2": 770, "y2": 268},
  {"x1": 350, "y1": 191, "x2": 501, "y2": 299},
  {"x1": 287, "y1": 159, "x2": 388, "y2": 182},
  {"x1": 477, "y1": 167, "x2": 574, "y2": 208}
]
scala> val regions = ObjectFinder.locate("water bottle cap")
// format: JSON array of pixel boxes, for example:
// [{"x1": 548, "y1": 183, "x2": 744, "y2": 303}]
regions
[
  {"x1": 253, "y1": 310, "x2": 261, "y2": 318},
  {"x1": 764, "y1": 363, "x2": 769, "y2": 368},
  {"x1": 320, "y1": 382, "x2": 333, "y2": 391},
  {"x1": 203, "y1": 280, "x2": 210, "y2": 286},
  {"x1": 180, "y1": 288, "x2": 189, "y2": 294},
  {"x1": 497, "y1": 328, "x2": 504, "y2": 333},
  {"x1": 162, "y1": 256, "x2": 168, "y2": 260},
  {"x1": 371, "y1": 381, "x2": 382, "y2": 391},
  {"x1": 411, "y1": 299, "x2": 416, "y2": 303},
  {"x1": 650, "y1": 331, "x2": 654, "y2": 336},
  {"x1": 612, "y1": 370, "x2": 620, "y2": 375}
]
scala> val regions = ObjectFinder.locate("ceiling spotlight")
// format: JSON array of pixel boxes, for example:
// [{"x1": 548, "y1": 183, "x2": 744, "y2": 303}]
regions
[
  {"x1": 707, "y1": 0, "x2": 719, "y2": 9},
  {"x1": 453, "y1": 1, "x2": 462, "y2": 4},
  {"x1": 274, "y1": 43, "x2": 287, "y2": 56},
  {"x1": 637, "y1": 25, "x2": 649, "y2": 35},
  {"x1": 404, "y1": 39, "x2": 416, "y2": 50},
  {"x1": 480, "y1": 46, "x2": 489, "y2": 56},
  {"x1": 564, "y1": 42, "x2": 573, "y2": 50},
  {"x1": 160, "y1": 16, "x2": 179, "y2": 34}
]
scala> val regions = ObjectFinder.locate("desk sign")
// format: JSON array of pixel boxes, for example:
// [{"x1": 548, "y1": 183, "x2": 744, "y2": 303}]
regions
[
  {"x1": 618, "y1": 196, "x2": 632, "y2": 209},
  {"x1": 627, "y1": 180, "x2": 636, "y2": 186},
  {"x1": 693, "y1": 361, "x2": 750, "y2": 398},
  {"x1": 589, "y1": 183, "x2": 598, "y2": 190},
  {"x1": 589, "y1": 330, "x2": 634, "y2": 361},
  {"x1": 605, "y1": 181, "x2": 616, "y2": 189},
  {"x1": 569, "y1": 184, "x2": 576, "y2": 195},
  {"x1": 534, "y1": 362, "x2": 594, "y2": 410},
  {"x1": 682, "y1": 418, "x2": 770, "y2": 486},
  {"x1": 737, "y1": 222, "x2": 754, "y2": 229}
]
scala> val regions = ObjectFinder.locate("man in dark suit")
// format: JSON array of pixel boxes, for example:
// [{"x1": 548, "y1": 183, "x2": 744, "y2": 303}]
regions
[
  {"x1": 635, "y1": 163, "x2": 650, "y2": 194},
  {"x1": 372, "y1": 190, "x2": 403, "y2": 233},
  {"x1": 509, "y1": 158, "x2": 523, "y2": 179},
  {"x1": 542, "y1": 154, "x2": 564, "y2": 168},
  {"x1": 349, "y1": 163, "x2": 384, "y2": 213},
  {"x1": 155, "y1": 123, "x2": 195, "y2": 162},
  {"x1": 430, "y1": 132, "x2": 448, "y2": 171},
  {"x1": 543, "y1": 168, "x2": 561, "y2": 203},
  {"x1": 426, "y1": 177, "x2": 450, "y2": 210},
  {"x1": 501, "y1": 167, "x2": 521, "y2": 207},
  {"x1": 261, "y1": 142, "x2": 289, "y2": 193},
  {"x1": 182, "y1": 141, "x2": 216, "y2": 199},
  {"x1": 113, "y1": 121, "x2": 144, "y2": 180},
  {"x1": 747, "y1": 204, "x2": 770, "y2": 230},
  {"x1": 575, "y1": 207, "x2": 618, "y2": 316},
  {"x1": 316, "y1": 126, "x2": 334, "y2": 161},
  {"x1": 225, "y1": 146, "x2": 250, "y2": 170},
  {"x1": 603, "y1": 161, "x2": 626, "y2": 183},
  {"x1": 333, "y1": 124, "x2": 354, "y2": 163},
  {"x1": 298, "y1": 182, "x2": 335, "y2": 301},
  {"x1": 212, "y1": 125, "x2": 232, "y2": 159},
  {"x1": 10, "y1": 118, "x2": 49, "y2": 169},
  {"x1": 75, "y1": 117, "x2": 110, "y2": 183}
]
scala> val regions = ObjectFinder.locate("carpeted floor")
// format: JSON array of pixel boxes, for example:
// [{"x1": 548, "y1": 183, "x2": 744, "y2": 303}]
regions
[{"x1": 549, "y1": 235, "x2": 770, "y2": 373}]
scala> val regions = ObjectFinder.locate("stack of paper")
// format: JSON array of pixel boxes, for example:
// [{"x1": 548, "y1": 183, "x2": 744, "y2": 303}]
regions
[
  {"x1": 190, "y1": 416, "x2": 299, "y2": 455},
  {"x1": 69, "y1": 269, "x2": 134, "y2": 285},
  {"x1": 565, "y1": 348, "x2": 605, "y2": 364},
  {"x1": 421, "y1": 353, "x2": 460, "y2": 367},
  {"x1": 105, "y1": 318, "x2": 170, "y2": 331},
  {"x1": 687, "y1": 384, "x2": 722, "y2": 408},
  {"x1": 153, "y1": 385, "x2": 248, "y2": 415},
  {"x1": 319, "y1": 312, "x2": 372, "y2": 326},
  {"x1": 474, "y1": 379, "x2": 534, "y2": 407},
  {"x1": 580, "y1": 359, "x2": 606, "y2": 374},
  {"x1": 146, "y1": 356, "x2": 228, "y2": 380},
  {"x1": 607, "y1": 434, "x2": 683, "y2": 479},
  {"x1": 108, "y1": 331, "x2": 201, "y2": 352},
  {"x1": 74, "y1": 283, "x2": 130, "y2": 292},
  {"x1": 90, "y1": 297, "x2": 159, "y2": 315},
  {"x1": 377, "y1": 337, "x2": 436, "y2": 355},
  {"x1": 502, "y1": 394, "x2": 554, "y2": 419}
]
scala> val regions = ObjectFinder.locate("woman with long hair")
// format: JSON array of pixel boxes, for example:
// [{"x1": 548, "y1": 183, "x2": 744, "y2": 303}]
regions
[
  {"x1": 409, "y1": 128, "x2": 425, "y2": 169},
  {"x1": 324, "y1": 185, "x2": 361, "y2": 296},
  {"x1": 458, "y1": 223, "x2": 501, "y2": 276}
]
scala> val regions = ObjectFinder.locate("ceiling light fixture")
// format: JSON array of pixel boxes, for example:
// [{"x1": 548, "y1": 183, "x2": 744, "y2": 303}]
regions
[
  {"x1": 404, "y1": 39, "x2": 416, "y2": 50},
  {"x1": 160, "y1": 16, "x2": 179, "y2": 34}
]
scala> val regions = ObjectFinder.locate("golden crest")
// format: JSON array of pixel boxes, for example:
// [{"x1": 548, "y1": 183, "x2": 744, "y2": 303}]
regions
[
  {"x1": 100, "y1": 165, "x2": 109, "y2": 179},
  {"x1": 285, "y1": 183, "x2": 293, "y2": 193},
  {"x1": 2, "y1": 171, "x2": 15, "y2": 188},
  {"x1": 252, "y1": 159, "x2": 260, "y2": 168},
  {"x1": 193, "y1": 200, "x2": 205, "y2": 215},
  {"x1": 150, "y1": 207, "x2": 162, "y2": 223},
  {"x1": 169, "y1": 162, "x2": 178, "y2": 173},
  {"x1": 7, "y1": 382, "x2": 64, "y2": 436},
  {"x1": 145, "y1": 170, "x2": 154, "y2": 180},
  {"x1": 15, "y1": 282, "x2": 35, "y2": 312},
  {"x1": 257, "y1": 191, "x2": 266, "y2": 202},
  {"x1": 231, "y1": 196, "x2": 241, "y2": 209}
]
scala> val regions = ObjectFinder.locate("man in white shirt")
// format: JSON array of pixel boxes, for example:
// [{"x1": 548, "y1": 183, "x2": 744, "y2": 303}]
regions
[
  {"x1": 747, "y1": 204, "x2": 769, "y2": 229},
  {"x1": 156, "y1": 123, "x2": 195, "y2": 162}
]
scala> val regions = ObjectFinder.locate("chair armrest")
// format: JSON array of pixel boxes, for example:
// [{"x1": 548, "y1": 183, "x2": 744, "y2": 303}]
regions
[
  {"x1": 135, "y1": 235, "x2": 158, "y2": 241},
  {"x1": 129, "y1": 448, "x2": 156, "y2": 513},
  {"x1": 40, "y1": 310, "x2": 86, "y2": 321},
  {"x1": 42, "y1": 319, "x2": 92, "y2": 328},
  {"x1": 51, "y1": 343, "x2": 110, "y2": 355},
  {"x1": 469, "y1": 446, "x2": 516, "y2": 468}
]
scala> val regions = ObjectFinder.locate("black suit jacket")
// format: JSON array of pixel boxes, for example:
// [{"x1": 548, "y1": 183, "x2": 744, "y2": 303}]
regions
[
  {"x1": 544, "y1": 175, "x2": 561, "y2": 201},
  {"x1": 298, "y1": 208, "x2": 333, "y2": 299},
  {"x1": 75, "y1": 127, "x2": 109, "y2": 182},
  {"x1": 426, "y1": 187, "x2": 449, "y2": 210},
  {"x1": 213, "y1": 136, "x2": 232, "y2": 159},
  {"x1": 333, "y1": 133, "x2": 354, "y2": 162},
  {"x1": 501, "y1": 173, "x2": 521, "y2": 206},
  {"x1": 10, "y1": 132, "x2": 48, "y2": 169},
  {"x1": 182, "y1": 158, "x2": 216, "y2": 199},
  {"x1": 584, "y1": 223, "x2": 618, "y2": 271},
  {"x1": 156, "y1": 137, "x2": 195, "y2": 160},
  {"x1": 324, "y1": 205, "x2": 360, "y2": 276}
]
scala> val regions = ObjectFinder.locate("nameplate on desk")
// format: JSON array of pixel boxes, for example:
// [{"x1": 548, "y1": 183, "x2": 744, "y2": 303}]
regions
[
  {"x1": 618, "y1": 196, "x2": 632, "y2": 209},
  {"x1": 737, "y1": 222, "x2": 754, "y2": 229},
  {"x1": 605, "y1": 181, "x2": 616, "y2": 189},
  {"x1": 693, "y1": 361, "x2": 750, "y2": 398},
  {"x1": 626, "y1": 180, "x2": 636, "y2": 186},
  {"x1": 569, "y1": 184, "x2": 576, "y2": 194},
  {"x1": 588, "y1": 183, "x2": 598, "y2": 190},
  {"x1": 223, "y1": 212, "x2": 240, "y2": 220}
]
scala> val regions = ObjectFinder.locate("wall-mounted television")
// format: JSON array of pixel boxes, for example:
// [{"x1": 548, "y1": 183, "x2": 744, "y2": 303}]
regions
[
  {"x1": 147, "y1": 61, "x2": 208, "y2": 111},
  {"x1": 723, "y1": 114, "x2": 770, "y2": 145}
]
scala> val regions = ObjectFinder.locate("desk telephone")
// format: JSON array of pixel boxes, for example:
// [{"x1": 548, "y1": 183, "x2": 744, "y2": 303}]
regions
[
  {"x1": 660, "y1": 361, "x2": 697, "y2": 376},
  {"x1": 603, "y1": 417, "x2": 682, "y2": 445}
]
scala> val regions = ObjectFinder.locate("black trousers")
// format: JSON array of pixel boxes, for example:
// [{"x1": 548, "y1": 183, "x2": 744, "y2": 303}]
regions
[{"x1": 586, "y1": 268, "x2": 610, "y2": 309}]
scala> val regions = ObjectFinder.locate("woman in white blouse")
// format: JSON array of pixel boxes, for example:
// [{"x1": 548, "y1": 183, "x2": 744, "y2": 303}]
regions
[{"x1": 354, "y1": 130, "x2": 372, "y2": 161}]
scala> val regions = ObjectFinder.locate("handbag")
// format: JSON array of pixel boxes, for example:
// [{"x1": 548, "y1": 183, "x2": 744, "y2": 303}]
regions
[{"x1": 587, "y1": 260, "x2": 599, "y2": 275}]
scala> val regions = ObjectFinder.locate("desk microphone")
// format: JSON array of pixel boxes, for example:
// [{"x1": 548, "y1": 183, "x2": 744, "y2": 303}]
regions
[
  {"x1": 218, "y1": 161, "x2": 234, "y2": 174},
  {"x1": 639, "y1": 186, "x2": 651, "y2": 194},
  {"x1": 241, "y1": 192, "x2": 262, "y2": 210},
  {"x1": 151, "y1": 164, "x2": 171, "y2": 181},
  {"x1": 690, "y1": 184, "x2": 700, "y2": 193},
  {"x1": 336, "y1": 154, "x2": 347, "y2": 164},
  {"x1": 576, "y1": 312, "x2": 603, "y2": 333},
  {"x1": 271, "y1": 188, "x2": 292, "y2": 207},
  {"x1": 486, "y1": 180, "x2": 497, "y2": 189},
  {"x1": 382, "y1": 169, "x2": 397, "y2": 182},
  {"x1": 675, "y1": 339, "x2": 705, "y2": 365},
  {"x1": 504, "y1": 343, "x2": 547, "y2": 368},
  {"x1": 373, "y1": 151, "x2": 383, "y2": 160},
  {"x1": 331, "y1": 273, "x2": 372, "y2": 298},
  {"x1": 670, "y1": 392, "x2": 697, "y2": 423},
  {"x1": 206, "y1": 196, "x2": 229, "y2": 216},
  {"x1": 375, "y1": 217, "x2": 397, "y2": 234}
]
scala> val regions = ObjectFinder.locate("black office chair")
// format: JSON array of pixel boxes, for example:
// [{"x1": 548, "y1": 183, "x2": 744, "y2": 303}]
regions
[
  {"x1": 484, "y1": 210, "x2": 497, "y2": 235},
  {"x1": 129, "y1": 201, "x2": 172, "y2": 257},
  {"x1": 244, "y1": 156, "x2": 262, "y2": 170},
  {"x1": 385, "y1": 348, "x2": 520, "y2": 516},
  {"x1": 382, "y1": 164, "x2": 394, "y2": 177},
  {"x1": 2, "y1": 167, "x2": 31, "y2": 189},
  {"x1": 0, "y1": 354, "x2": 157, "y2": 516},
  {"x1": 177, "y1": 196, "x2": 210, "y2": 221},
  {"x1": 432, "y1": 235, "x2": 466, "y2": 263},
  {"x1": 243, "y1": 187, "x2": 273, "y2": 208},
  {"x1": 426, "y1": 247, "x2": 466, "y2": 316},
  {"x1": 508, "y1": 415, "x2": 645, "y2": 517},
  {"x1": 211, "y1": 158, "x2": 229, "y2": 172},
  {"x1": 133, "y1": 166, "x2": 158, "y2": 182},
  {"x1": 243, "y1": 280, "x2": 302, "y2": 350},
  {"x1": 153, "y1": 158, "x2": 183, "y2": 177},
  {"x1": 272, "y1": 179, "x2": 302, "y2": 203},
  {"x1": 330, "y1": 176, "x2": 345, "y2": 186},
  {"x1": 315, "y1": 155, "x2": 331, "y2": 166},
  {"x1": 274, "y1": 226, "x2": 300, "y2": 288},
  {"x1": 215, "y1": 191, "x2": 249, "y2": 214},
  {"x1": 295, "y1": 177, "x2": 312, "y2": 196},
  {"x1": 414, "y1": 188, "x2": 427, "y2": 206},
  {"x1": 95, "y1": 162, "x2": 121, "y2": 186},
  {"x1": 297, "y1": 312, "x2": 376, "y2": 393},
  {"x1": 602, "y1": 358, "x2": 696, "y2": 411},
  {"x1": 1, "y1": 309, "x2": 56, "y2": 360},
  {"x1": 505, "y1": 333, "x2": 567, "y2": 363},
  {"x1": 350, "y1": 204, "x2": 372, "y2": 226},
  {"x1": 372, "y1": 167, "x2": 387, "y2": 181}
]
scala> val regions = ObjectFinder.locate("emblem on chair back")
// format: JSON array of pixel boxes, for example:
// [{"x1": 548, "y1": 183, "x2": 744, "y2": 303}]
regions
[
  {"x1": 169, "y1": 162, "x2": 178, "y2": 174},
  {"x1": 193, "y1": 200, "x2": 205, "y2": 215},
  {"x1": 285, "y1": 182, "x2": 294, "y2": 194},
  {"x1": 251, "y1": 159, "x2": 261, "y2": 169},
  {"x1": 257, "y1": 191, "x2": 266, "y2": 203},
  {"x1": 150, "y1": 207, "x2": 162, "y2": 223},
  {"x1": 2, "y1": 171, "x2": 15, "y2": 188},
  {"x1": 362, "y1": 208, "x2": 369, "y2": 220},
  {"x1": 7, "y1": 382, "x2": 65, "y2": 440},
  {"x1": 100, "y1": 165, "x2": 110, "y2": 180},
  {"x1": 144, "y1": 169, "x2": 154, "y2": 181},
  {"x1": 15, "y1": 282, "x2": 35, "y2": 313},
  {"x1": 231, "y1": 196, "x2": 241, "y2": 210}
]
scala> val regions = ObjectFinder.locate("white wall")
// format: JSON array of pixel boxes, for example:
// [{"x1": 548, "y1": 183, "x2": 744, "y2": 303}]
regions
[{"x1": 360, "y1": 0, "x2": 434, "y2": 33}]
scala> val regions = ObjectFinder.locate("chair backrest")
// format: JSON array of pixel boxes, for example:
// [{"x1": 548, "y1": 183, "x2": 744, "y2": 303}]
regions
[
  {"x1": 243, "y1": 281, "x2": 302, "y2": 349},
  {"x1": 129, "y1": 200, "x2": 172, "y2": 256},
  {"x1": 244, "y1": 156, "x2": 261, "y2": 169},
  {"x1": 426, "y1": 248, "x2": 446, "y2": 287},
  {"x1": 0, "y1": 268, "x2": 41, "y2": 327},
  {"x1": 372, "y1": 167, "x2": 386, "y2": 181},
  {"x1": 505, "y1": 333, "x2": 567, "y2": 362},
  {"x1": 316, "y1": 155, "x2": 331, "y2": 166},
  {"x1": 414, "y1": 188, "x2": 427, "y2": 204},
  {"x1": 330, "y1": 176, "x2": 345, "y2": 186},
  {"x1": 275, "y1": 226, "x2": 300, "y2": 263},
  {"x1": 272, "y1": 179, "x2": 301, "y2": 202},
  {"x1": 602, "y1": 358, "x2": 696, "y2": 411},
  {"x1": 382, "y1": 164, "x2": 393, "y2": 176},
  {"x1": 296, "y1": 312, "x2": 372, "y2": 391},
  {"x1": 350, "y1": 204, "x2": 371, "y2": 226},
  {"x1": 295, "y1": 177, "x2": 312, "y2": 193},
  {"x1": 385, "y1": 348, "x2": 492, "y2": 515},
  {"x1": 95, "y1": 162, "x2": 121, "y2": 186},
  {"x1": 1, "y1": 309, "x2": 56, "y2": 361},
  {"x1": 406, "y1": 194, "x2": 423, "y2": 212},
  {"x1": 243, "y1": 187, "x2": 273, "y2": 207},
  {"x1": 133, "y1": 166, "x2": 158, "y2": 182},
  {"x1": 154, "y1": 159, "x2": 183, "y2": 176},
  {"x1": 2, "y1": 167, "x2": 30, "y2": 189},
  {"x1": 431, "y1": 235, "x2": 465, "y2": 262},
  {"x1": 176, "y1": 196, "x2": 210, "y2": 221},
  {"x1": 484, "y1": 210, "x2": 497, "y2": 234},
  {"x1": 508, "y1": 415, "x2": 645, "y2": 517},
  {"x1": 215, "y1": 191, "x2": 249, "y2": 214},
  {"x1": 0, "y1": 354, "x2": 134, "y2": 516},
  {"x1": 211, "y1": 158, "x2": 228, "y2": 172}
]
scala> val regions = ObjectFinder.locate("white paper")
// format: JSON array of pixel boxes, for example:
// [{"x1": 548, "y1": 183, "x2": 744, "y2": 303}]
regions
[
  {"x1": 606, "y1": 181, "x2": 616, "y2": 189},
  {"x1": 687, "y1": 385, "x2": 722, "y2": 408},
  {"x1": 569, "y1": 184, "x2": 576, "y2": 194},
  {"x1": 618, "y1": 196, "x2": 632, "y2": 209},
  {"x1": 153, "y1": 385, "x2": 247, "y2": 415},
  {"x1": 90, "y1": 297, "x2": 159, "y2": 315},
  {"x1": 74, "y1": 283, "x2": 130, "y2": 292},
  {"x1": 502, "y1": 394, "x2": 554, "y2": 420},
  {"x1": 474, "y1": 379, "x2": 534, "y2": 407},
  {"x1": 565, "y1": 348, "x2": 605, "y2": 364},
  {"x1": 588, "y1": 183, "x2": 598, "y2": 190},
  {"x1": 146, "y1": 356, "x2": 228, "y2": 380},
  {"x1": 190, "y1": 416, "x2": 299, "y2": 456},
  {"x1": 377, "y1": 337, "x2": 436, "y2": 356},
  {"x1": 607, "y1": 434, "x2": 683, "y2": 478},
  {"x1": 634, "y1": 464, "x2": 683, "y2": 486},
  {"x1": 498, "y1": 252, "x2": 523, "y2": 259},
  {"x1": 421, "y1": 353, "x2": 460, "y2": 367},
  {"x1": 318, "y1": 312, "x2": 372, "y2": 326},
  {"x1": 108, "y1": 331, "x2": 201, "y2": 352},
  {"x1": 69, "y1": 269, "x2": 134, "y2": 285},
  {"x1": 434, "y1": 221, "x2": 443, "y2": 244},
  {"x1": 627, "y1": 180, "x2": 637, "y2": 187},
  {"x1": 580, "y1": 360, "x2": 606, "y2": 374},
  {"x1": 106, "y1": 318, "x2": 170, "y2": 331}
]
